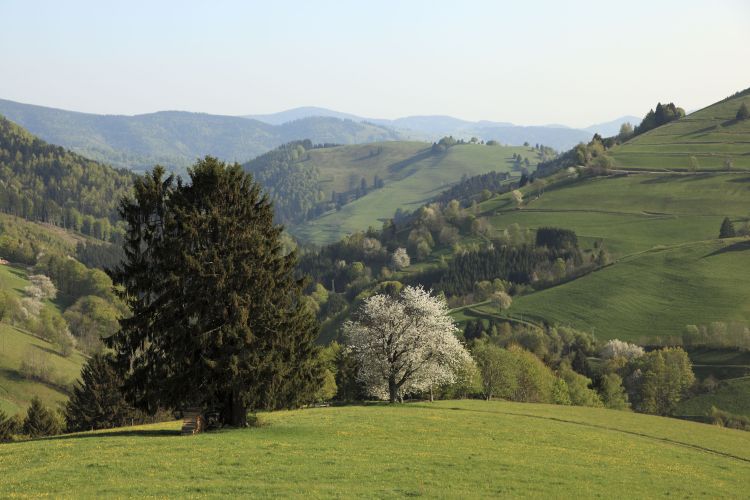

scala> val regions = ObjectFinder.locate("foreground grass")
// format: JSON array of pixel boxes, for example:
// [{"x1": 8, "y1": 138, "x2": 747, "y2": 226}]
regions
[{"x1": 2, "y1": 400, "x2": 750, "y2": 497}]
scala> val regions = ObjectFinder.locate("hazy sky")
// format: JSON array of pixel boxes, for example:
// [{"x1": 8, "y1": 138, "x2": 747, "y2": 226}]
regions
[{"x1": 2, "y1": 0, "x2": 749, "y2": 127}]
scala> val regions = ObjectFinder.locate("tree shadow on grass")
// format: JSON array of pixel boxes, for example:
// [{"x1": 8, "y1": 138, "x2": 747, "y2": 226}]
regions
[
  {"x1": 702, "y1": 240, "x2": 750, "y2": 259},
  {"x1": 46, "y1": 428, "x2": 181, "y2": 441}
]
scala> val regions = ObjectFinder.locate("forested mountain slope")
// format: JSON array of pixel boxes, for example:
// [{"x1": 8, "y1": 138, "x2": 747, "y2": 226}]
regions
[{"x1": 0, "y1": 116, "x2": 133, "y2": 241}]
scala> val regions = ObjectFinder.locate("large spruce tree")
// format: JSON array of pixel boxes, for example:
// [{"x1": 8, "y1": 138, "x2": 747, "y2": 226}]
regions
[{"x1": 108, "y1": 157, "x2": 323, "y2": 426}]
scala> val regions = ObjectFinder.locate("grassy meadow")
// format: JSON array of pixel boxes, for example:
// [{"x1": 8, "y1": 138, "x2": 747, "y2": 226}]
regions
[
  {"x1": 611, "y1": 91, "x2": 750, "y2": 170},
  {"x1": 464, "y1": 165, "x2": 750, "y2": 343},
  {"x1": 291, "y1": 143, "x2": 538, "y2": 245},
  {"x1": 473, "y1": 238, "x2": 750, "y2": 342},
  {"x1": 2, "y1": 400, "x2": 750, "y2": 497}
]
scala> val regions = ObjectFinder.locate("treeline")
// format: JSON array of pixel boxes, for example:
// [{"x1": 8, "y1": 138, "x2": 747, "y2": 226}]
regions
[
  {"x1": 536, "y1": 101, "x2": 685, "y2": 178},
  {"x1": 297, "y1": 192, "x2": 598, "y2": 338},
  {"x1": 436, "y1": 171, "x2": 511, "y2": 206},
  {"x1": 0, "y1": 115, "x2": 133, "y2": 242},
  {"x1": 633, "y1": 102, "x2": 685, "y2": 136}
]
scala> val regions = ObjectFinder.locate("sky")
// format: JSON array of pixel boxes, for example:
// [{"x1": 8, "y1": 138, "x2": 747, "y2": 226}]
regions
[{"x1": 1, "y1": 0, "x2": 749, "y2": 128}]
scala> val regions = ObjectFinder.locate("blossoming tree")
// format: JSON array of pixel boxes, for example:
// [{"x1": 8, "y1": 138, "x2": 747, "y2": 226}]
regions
[{"x1": 344, "y1": 285, "x2": 473, "y2": 402}]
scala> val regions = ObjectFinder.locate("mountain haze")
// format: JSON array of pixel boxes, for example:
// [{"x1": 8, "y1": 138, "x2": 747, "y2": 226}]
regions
[
  {"x1": 246, "y1": 106, "x2": 634, "y2": 151},
  {"x1": 0, "y1": 99, "x2": 402, "y2": 172}
]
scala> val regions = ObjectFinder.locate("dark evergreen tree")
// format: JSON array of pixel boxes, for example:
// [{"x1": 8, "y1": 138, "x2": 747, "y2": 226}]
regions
[
  {"x1": 737, "y1": 102, "x2": 750, "y2": 121},
  {"x1": 719, "y1": 217, "x2": 736, "y2": 239},
  {"x1": 65, "y1": 354, "x2": 133, "y2": 432},
  {"x1": 519, "y1": 173, "x2": 529, "y2": 187},
  {"x1": 108, "y1": 157, "x2": 324, "y2": 427},
  {"x1": 333, "y1": 348, "x2": 367, "y2": 402},
  {"x1": 0, "y1": 409, "x2": 17, "y2": 442},
  {"x1": 23, "y1": 397, "x2": 62, "y2": 437}
]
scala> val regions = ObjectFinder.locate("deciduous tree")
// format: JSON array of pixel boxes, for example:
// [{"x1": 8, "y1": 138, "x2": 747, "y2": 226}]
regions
[{"x1": 344, "y1": 285, "x2": 472, "y2": 402}]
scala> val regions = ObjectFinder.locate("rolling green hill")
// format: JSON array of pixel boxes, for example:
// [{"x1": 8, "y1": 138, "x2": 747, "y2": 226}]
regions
[
  {"x1": 0, "y1": 263, "x2": 85, "y2": 415},
  {"x1": 2, "y1": 400, "x2": 749, "y2": 497},
  {"x1": 287, "y1": 142, "x2": 539, "y2": 245},
  {"x1": 459, "y1": 91, "x2": 750, "y2": 342},
  {"x1": 611, "y1": 88, "x2": 750, "y2": 170},
  {"x1": 480, "y1": 238, "x2": 750, "y2": 342}
]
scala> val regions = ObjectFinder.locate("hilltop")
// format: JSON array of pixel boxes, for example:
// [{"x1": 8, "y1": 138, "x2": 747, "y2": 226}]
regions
[
  {"x1": 2, "y1": 400, "x2": 749, "y2": 497},
  {"x1": 464, "y1": 90, "x2": 750, "y2": 340},
  {"x1": 611, "y1": 89, "x2": 750, "y2": 170}
]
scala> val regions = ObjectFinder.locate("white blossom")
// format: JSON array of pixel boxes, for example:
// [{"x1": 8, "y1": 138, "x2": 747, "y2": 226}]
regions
[
  {"x1": 600, "y1": 339, "x2": 645, "y2": 360},
  {"x1": 344, "y1": 285, "x2": 474, "y2": 402},
  {"x1": 390, "y1": 247, "x2": 410, "y2": 270}
]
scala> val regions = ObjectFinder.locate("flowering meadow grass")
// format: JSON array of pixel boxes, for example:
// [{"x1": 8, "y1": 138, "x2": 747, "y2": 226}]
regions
[{"x1": 2, "y1": 400, "x2": 749, "y2": 497}]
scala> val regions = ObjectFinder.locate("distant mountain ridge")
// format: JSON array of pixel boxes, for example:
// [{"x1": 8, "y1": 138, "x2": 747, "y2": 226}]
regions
[
  {"x1": 249, "y1": 107, "x2": 640, "y2": 151},
  {"x1": 0, "y1": 98, "x2": 638, "y2": 172},
  {"x1": 0, "y1": 99, "x2": 402, "y2": 172}
]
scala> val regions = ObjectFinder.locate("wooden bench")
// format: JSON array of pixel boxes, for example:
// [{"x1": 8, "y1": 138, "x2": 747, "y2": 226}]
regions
[{"x1": 180, "y1": 408, "x2": 205, "y2": 435}]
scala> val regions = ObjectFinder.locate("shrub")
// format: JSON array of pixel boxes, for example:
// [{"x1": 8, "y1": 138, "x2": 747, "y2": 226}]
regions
[
  {"x1": 710, "y1": 406, "x2": 750, "y2": 431},
  {"x1": 390, "y1": 248, "x2": 410, "y2": 270},
  {"x1": 600, "y1": 339, "x2": 644, "y2": 360}
]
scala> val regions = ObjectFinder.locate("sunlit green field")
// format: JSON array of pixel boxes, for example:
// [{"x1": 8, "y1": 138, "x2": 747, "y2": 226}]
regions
[
  {"x1": 2, "y1": 400, "x2": 750, "y2": 497},
  {"x1": 292, "y1": 143, "x2": 538, "y2": 245},
  {"x1": 493, "y1": 239, "x2": 750, "y2": 342},
  {"x1": 468, "y1": 169, "x2": 750, "y2": 342},
  {"x1": 611, "y1": 91, "x2": 750, "y2": 170}
]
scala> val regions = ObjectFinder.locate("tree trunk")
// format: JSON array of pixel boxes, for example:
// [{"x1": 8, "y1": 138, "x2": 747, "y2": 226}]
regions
[
  {"x1": 223, "y1": 389, "x2": 248, "y2": 427},
  {"x1": 429, "y1": 386, "x2": 434, "y2": 403},
  {"x1": 388, "y1": 375, "x2": 398, "y2": 404}
]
